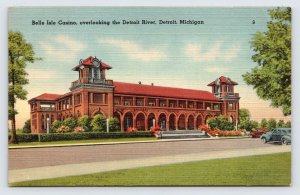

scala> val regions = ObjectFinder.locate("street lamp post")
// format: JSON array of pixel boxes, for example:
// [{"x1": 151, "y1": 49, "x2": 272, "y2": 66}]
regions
[
  {"x1": 46, "y1": 117, "x2": 50, "y2": 134},
  {"x1": 106, "y1": 118, "x2": 109, "y2": 133}
]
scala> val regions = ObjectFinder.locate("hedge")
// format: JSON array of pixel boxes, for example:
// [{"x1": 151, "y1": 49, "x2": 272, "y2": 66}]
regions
[
  {"x1": 9, "y1": 131, "x2": 153, "y2": 143},
  {"x1": 8, "y1": 134, "x2": 39, "y2": 143}
]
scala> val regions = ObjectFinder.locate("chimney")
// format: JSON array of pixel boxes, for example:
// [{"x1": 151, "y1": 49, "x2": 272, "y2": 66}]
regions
[
  {"x1": 138, "y1": 81, "x2": 141, "y2": 84},
  {"x1": 151, "y1": 83, "x2": 154, "y2": 86}
]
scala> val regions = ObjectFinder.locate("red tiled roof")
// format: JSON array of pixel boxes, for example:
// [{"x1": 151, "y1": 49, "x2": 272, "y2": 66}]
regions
[
  {"x1": 114, "y1": 82, "x2": 219, "y2": 101},
  {"x1": 73, "y1": 56, "x2": 112, "y2": 70},
  {"x1": 207, "y1": 76, "x2": 238, "y2": 86},
  {"x1": 31, "y1": 93, "x2": 61, "y2": 101}
]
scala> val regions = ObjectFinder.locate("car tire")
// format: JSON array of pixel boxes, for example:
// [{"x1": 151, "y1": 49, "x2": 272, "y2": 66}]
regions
[
  {"x1": 282, "y1": 139, "x2": 288, "y2": 145},
  {"x1": 261, "y1": 137, "x2": 267, "y2": 144}
]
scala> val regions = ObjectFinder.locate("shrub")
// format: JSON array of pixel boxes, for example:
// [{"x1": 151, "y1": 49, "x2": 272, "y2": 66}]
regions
[
  {"x1": 51, "y1": 120, "x2": 62, "y2": 133},
  {"x1": 22, "y1": 119, "x2": 31, "y2": 133},
  {"x1": 74, "y1": 126, "x2": 85, "y2": 133},
  {"x1": 38, "y1": 131, "x2": 154, "y2": 142},
  {"x1": 61, "y1": 117, "x2": 77, "y2": 130},
  {"x1": 91, "y1": 114, "x2": 106, "y2": 132},
  {"x1": 56, "y1": 125, "x2": 72, "y2": 133},
  {"x1": 8, "y1": 134, "x2": 39, "y2": 143},
  {"x1": 109, "y1": 117, "x2": 120, "y2": 132},
  {"x1": 77, "y1": 115, "x2": 92, "y2": 132},
  {"x1": 207, "y1": 115, "x2": 234, "y2": 130}
]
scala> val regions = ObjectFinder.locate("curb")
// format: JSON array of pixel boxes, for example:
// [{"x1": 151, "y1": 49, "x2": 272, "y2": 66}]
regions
[{"x1": 8, "y1": 136, "x2": 252, "y2": 149}]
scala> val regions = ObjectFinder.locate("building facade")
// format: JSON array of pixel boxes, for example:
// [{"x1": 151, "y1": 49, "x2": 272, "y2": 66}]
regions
[{"x1": 28, "y1": 56, "x2": 240, "y2": 133}]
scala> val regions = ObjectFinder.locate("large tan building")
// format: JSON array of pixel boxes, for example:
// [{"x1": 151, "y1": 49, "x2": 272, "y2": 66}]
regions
[{"x1": 28, "y1": 56, "x2": 240, "y2": 133}]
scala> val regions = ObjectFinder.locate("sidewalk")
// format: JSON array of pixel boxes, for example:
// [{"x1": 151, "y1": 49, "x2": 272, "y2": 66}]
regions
[{"x1": 8, "y1": 145, "x2": 291, "y2": 184}]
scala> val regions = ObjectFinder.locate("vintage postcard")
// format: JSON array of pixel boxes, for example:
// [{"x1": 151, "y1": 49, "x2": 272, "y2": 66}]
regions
[{"x1": 8, "y1": 7, "x2": 291, "y2": 186}]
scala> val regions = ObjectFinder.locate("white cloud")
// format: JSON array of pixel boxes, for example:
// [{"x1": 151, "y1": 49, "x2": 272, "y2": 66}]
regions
[
  {"x1": 39, "y1": 35, "x2": 86, "y2": 61},
  {"x1": 184, "y1": 42, "x2": 240, "y2": 63},
  {"x1": 98, "y1": 38, "x2": 166, "y2": 62}
]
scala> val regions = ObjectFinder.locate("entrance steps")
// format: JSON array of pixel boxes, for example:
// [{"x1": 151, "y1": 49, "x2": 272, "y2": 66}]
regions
[{"x1": 159, "y1": 130, "x2": 210, "y2": 139}]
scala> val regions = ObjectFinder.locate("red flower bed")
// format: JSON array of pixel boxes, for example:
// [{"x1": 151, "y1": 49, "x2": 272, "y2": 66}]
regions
[
  {"x1": 150, "y1": 125, "x2": 161, "y2": 137},
  {"x1": 199, "y1": 125, "x2": 242, "y2": 137},
  {"x1": 126, "y1": 127, "x2": 137, "y2": 132}
]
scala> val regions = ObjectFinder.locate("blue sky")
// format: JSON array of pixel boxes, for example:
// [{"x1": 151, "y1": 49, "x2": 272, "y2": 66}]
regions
[{"x1": 8, "y1": 7, "x2": 291, "y2": 128}]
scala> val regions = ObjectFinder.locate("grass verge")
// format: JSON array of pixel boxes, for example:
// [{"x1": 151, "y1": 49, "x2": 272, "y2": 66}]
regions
[
  {"x1": 10, "y1": 152, "x2": 291, "y2": 186},
  {"x1": 9, "y1": 137, "x2": 157, "y2": 147}
]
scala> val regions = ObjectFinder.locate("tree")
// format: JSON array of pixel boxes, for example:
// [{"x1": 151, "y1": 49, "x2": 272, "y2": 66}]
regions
[
  {"x1": 239, "y1": 108, "x2": 250, "y2": 122},
  {"x1": 51, "y1": 120, "x2": 61, "y2": 133},
  {"x1": 22, "y1": 119, "x2": 31, "y2": 133},
  {"x1": 8, "y1": 31, "x2": 40, "y2": 143},
  {"x1": 285, "y1": 121, "x2": 291, "y2": 128},
  {"x1": 242, "y1": 8, "x2": 291, "y2": 116},
  {"x1": 61, "y1": 117, "x2": 77, "y2": 130},
  {"x1": 260, "y1": 118, "x2": 268, "y2": 128},
  {"x1": 267, "y1": 118, "x2": 277, "y2": 130},
  {"x1": 91, "y1": 114, "x2": 107, "y2": 132},
  {"x1": 78, "y1": 115, "x2": 92, "y2": 132},
  {"x1": 109, "y1": 117, "x2": 120, "y2": 132},
  {"x1": 240, "y1": 120, "x2": 259, "y2": 131},
  {"x1": 277, "y1": 120, "x2": 285, "y2": 128},
  {"x1": 207, "y1": 115, "x2": 234, "y2": 130}
]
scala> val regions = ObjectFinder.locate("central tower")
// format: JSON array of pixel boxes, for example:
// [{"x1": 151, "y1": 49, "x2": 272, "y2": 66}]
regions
[{"x1": 70, "y1": 56, "x2": 114, "y2": 118}]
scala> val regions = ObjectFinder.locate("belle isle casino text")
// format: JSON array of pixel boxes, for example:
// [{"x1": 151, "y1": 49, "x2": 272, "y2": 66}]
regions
[{"x1": 32, "y1": 19, "x2": 204, "y2": 26}]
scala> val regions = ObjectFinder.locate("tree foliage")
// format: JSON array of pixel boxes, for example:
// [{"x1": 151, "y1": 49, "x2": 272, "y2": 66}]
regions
[
  {"x1": 61, "y1": 117, "x2": 77, "y2": 130},
  {"x1": 207, "y1": 115, "x2": 234, "y2": 130},
  {"x1": 267, "y1": 118, "x2": 277, "y2": 130},
  {"x1": 109, "y1": 117, "x2": 120, "y2": 132},
  {"x1": 260, "y1": 118, "x2": 268, "y2": 128},
  {"x1": 22, "y1": 119, "x2": 31, "y2": 133},
  {"x1": 239, "y1": 108, "x2": 250, "y2": 122},
  {"x1": 91, "y1": 114, "x2": 107, "y2": 132},
  {"x1": 51, "y1": 120, "x2": 62, "y2": 133},
  {"x1": 277, "y1": 120, "x2": 285, "y2": 128},
  {"x1": 242, "y1": 7, "x2": 291, "y2": 116},
  {"x1": 8, "y1": 31, "x2": 40, "y2": 143},
  {"x1": 78, "y1": 115, "x2": 92, "y2": 132}
]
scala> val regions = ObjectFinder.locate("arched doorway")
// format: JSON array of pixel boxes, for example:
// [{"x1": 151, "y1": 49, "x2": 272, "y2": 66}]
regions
[
  {"x1": 178, "y1": 114, "x2": 186, "y2": 130},
  {"x1": 124, "y1": 112, "x2": 133, "y2": 131},
  {"x1": 169, "y1": 113, "x2": 176, "y2": 130},
  {"x1": 187, "y1": 115, "x2": 194, "y2": 130},
  {"x1": 158, "y1": 113, "x2": 167, "y2": 130},
  {"x1": 136, "y1": 112, "x2": 146, "y2": 131},
  {"x1": 147, "y1": 113, "x2": 156, "y2": 130},
  {"x1": 196, "y1": 115, "x2": 202, "y2": 129}
]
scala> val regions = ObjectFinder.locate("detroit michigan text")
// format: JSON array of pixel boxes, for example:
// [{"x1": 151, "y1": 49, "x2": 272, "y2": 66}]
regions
[{"x1": 32, "y1": 19, "x2": 205, "y2": 26}]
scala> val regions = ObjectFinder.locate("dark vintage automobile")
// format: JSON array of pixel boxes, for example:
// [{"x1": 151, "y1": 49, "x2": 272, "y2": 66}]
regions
[{"x1": 260, "y1": 128, "x2": 291, "y2": 145}]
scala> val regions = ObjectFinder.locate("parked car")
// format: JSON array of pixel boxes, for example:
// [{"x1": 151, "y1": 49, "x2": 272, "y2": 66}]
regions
[
  {"x1": 261, "y1": 128, "x2": 291, "y2": 145},
  {"x1": 250, "y1": 128, "x2": 269, "y2": 138}
]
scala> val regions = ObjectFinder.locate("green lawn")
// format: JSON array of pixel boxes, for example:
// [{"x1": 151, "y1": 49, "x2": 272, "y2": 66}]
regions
[
  {"x1": 11, "y1": 152, "x2": 291, "y2": 186},
  {"x1": 9, "y1": 137, "x2": 157, "y2": 147}
]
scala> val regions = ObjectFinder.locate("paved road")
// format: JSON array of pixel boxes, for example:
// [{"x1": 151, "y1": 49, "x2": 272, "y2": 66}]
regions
[{"x1": 9, "y1": 138, "x2": 282, "y2": 170}]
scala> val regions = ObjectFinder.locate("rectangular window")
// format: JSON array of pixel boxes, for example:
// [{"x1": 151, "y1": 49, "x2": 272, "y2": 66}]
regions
[
  {"x1": 159, "y1": 99, "x2": 166, "y2": 107},
  {"x1": 114, "y1": 96, "x2": 121, "y2": 105},
  {"x1": 228, "y1": 103, "x2": 234, "y2": 110},
  {"x1": 93, "y1": 93, "x2": 102, "y2": 104},
  {"x1": 169, "y1": 100, "x2": 176, "y2": 107},
  {"x1": 74, "y1": 94, "x2": 81, "y2": 105},
  {"x1": 136, "y1": 98, "x2": 144, "y2": 106},
  {"x1": 213, "y1": 104, "x2": 220, "y2": 110}
]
